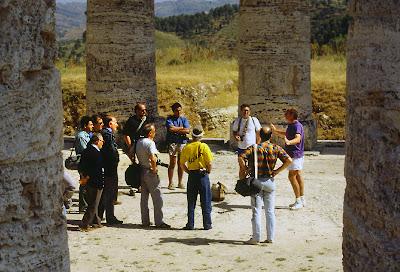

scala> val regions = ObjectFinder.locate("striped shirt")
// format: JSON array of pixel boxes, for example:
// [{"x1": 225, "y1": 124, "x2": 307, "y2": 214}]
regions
[{"x1": 240, "y1": 141, "x2": 290, "y2": 177}]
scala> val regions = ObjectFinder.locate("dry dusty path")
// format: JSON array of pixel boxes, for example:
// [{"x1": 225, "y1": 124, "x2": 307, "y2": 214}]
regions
[{"x1": 64, "y1": 148, "x2": 345, "y2": 272}]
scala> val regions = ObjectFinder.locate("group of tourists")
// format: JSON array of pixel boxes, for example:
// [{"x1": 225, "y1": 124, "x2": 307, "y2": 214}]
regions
[{"x1": 71, "y1": 101, "x2": 306, "y2": 245}]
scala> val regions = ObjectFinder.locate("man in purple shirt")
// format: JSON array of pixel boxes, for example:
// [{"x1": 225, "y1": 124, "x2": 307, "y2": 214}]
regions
[{"x1": 271, "y1": 108, "x2": 305, "y2": 210}]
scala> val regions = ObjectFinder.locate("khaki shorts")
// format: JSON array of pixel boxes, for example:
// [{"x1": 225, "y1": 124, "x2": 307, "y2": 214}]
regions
[{"x1": 168, "y1": 143, "x2": 185, "y2": 157}]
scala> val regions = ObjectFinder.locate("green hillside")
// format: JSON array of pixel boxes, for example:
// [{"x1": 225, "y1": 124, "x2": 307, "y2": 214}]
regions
[{"x1": 155, "y1": 31, "x2": 186, "y2": 49}]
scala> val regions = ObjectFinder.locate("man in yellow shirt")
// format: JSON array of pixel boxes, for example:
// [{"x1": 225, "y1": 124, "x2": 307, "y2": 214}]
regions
[{"x1": 180, "y1": 127, "x2": 213, "y2": 230}]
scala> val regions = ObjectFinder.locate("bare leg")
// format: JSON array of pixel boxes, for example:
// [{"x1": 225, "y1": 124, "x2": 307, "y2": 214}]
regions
[
  {"x1": 288, "y1": 170, "x2": 300, "y2": 198},
  {"x1": 168, "y1": 155, "x2": 177, "y2": 188},
  {"x1": 296, "y1": 170, "x2": 304, "y2": 196},
  {"x1": 177, "y1": 154, "x2": 184, "y2": 188}
]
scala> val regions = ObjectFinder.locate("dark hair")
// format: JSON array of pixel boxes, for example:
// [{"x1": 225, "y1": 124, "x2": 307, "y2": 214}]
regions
[
  {"x1": 171, "y1": 102, "x2": 182, "y2": 111},
  {"x1": 240, "y1": 104, "x2": 251, "y2": 110},
  {"x1": 260, "y1": 126, "x2": 272, "y2": 142},
  {"x1": 103, "y1": 115, "x2": 115, "y2": 128},
  {"x1": 89, "y1": 133, "x2": 103, "y2": 144},
  {"x1": 134, "y1": 102, "x2": 146, "y2": 112},
  {"x1": 80, "y1": 116, "x2": 92, "y2": 129},
  {"x1": 285, "y1": 108, "x2": 298, "y2": 119},
  {"x1": 142, "y1": 123, "x2": 155, "y2": 137},
  {"x1": 91, "y1": 114, "x2": 102, "y2": 124}
]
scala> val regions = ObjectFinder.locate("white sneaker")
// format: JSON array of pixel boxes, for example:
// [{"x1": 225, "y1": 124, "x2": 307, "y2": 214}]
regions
[
  {"x1": 290, "y1": 201, "x2": 303, "y2": 210},
  {"x1": 289, "y1": 202, "x2": 296, "y2": 208},
  {"x1": 301, "y1": 196, "x2": 306, "y2": 207},
  {"x1": 245, "y1": 238, "x2": 260, "y2": 245}
]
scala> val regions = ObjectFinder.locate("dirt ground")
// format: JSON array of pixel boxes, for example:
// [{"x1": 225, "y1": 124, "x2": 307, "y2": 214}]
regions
[{"x1": 64, "y1": 146, "x2": 345, "y2": 272}]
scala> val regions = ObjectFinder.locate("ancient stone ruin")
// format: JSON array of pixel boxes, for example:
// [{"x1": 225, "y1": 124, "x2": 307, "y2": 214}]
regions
[
  {"x1": 1, "y1": 0, "x2": 399, "y2": 271},
  {"x1": 343, "y1": 1, "x2": 400, "y2": 271},
  {"x1": 238, "y1": 0, "x2": 317, "y2": 149},
  {"x1": 0, "y1": 1, "x2": 69, "y2": 271},
  {"x1": 86, "y1": 0, "x2": 158, "y2": 121}
]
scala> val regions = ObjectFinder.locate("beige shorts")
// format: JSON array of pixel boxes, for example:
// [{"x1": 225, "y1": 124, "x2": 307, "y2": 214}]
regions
[{"x1": 168, "y1": 143, "x2": 185, "y2": 157}]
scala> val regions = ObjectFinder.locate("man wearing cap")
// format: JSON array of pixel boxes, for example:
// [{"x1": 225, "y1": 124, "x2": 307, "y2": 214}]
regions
[{"x1": 180, "y1": 127, "x2": 213, "y2": 230}]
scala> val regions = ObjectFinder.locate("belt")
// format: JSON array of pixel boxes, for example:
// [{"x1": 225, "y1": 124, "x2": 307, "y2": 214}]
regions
[{"x1": 189, "y1": 169, "x2": 208, "y2": 175}]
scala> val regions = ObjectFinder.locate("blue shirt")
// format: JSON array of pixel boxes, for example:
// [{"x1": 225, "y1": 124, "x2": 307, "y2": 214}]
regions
[
  {"x1": 166, "y1": 116, "x2": 190, "y2": 144},
  {"x1": 75, "y1": 131, "x2": 91, "y2": 155}
]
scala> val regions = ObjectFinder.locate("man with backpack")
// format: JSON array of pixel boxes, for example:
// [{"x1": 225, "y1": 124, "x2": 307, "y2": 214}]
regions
[
  {"x1": 232, "y1": 104, "x2": 262, "y2": 176},
  {"x1": 239, "y1": 126, "x2": 292, "y2": 245},
  {"x1": 180, "y1": 127, "x2": 214, "y2": 230}
]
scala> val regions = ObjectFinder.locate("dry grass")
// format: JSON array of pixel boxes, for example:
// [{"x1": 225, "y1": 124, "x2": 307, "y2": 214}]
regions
[
  {"x1": 311, "y1": 55, "x2": 346, "y2": 139},
  {"x1": 58, "y1": 53, "x2": 346, "y2": 139}
]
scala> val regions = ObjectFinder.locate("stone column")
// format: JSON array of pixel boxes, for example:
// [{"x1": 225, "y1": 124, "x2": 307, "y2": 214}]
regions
[
  {"x1": 0, "y1": 1, "x2": 69, "y2": 271},
  {"x1": 343, "y1": 1, "x2": 400, "y2": 271},
  {"x1": 86, "y1": 0, "x2": 158, "y2": 121},
  {"x1": 238, "y1": 0, "x2": 316, "y2": 149}
]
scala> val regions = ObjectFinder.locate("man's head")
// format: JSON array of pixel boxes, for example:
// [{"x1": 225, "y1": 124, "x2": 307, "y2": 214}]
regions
[
  {"x1": 240, "y1": 104, "x2": 251, "y2": 119},
  {"x1": 260, "y1": 126, "x2": 272, "y2": 142},
  {"x1": 80, "y1": 116, "x2": 93, "y2": 132},
  {"x1": 92, "y1": 114, "x2": 104, "y2": 132},
  {"x1": 191, "y1": 126, "x2": 204, "y2": 141},
  {"x1": 171, "y1": 102, "x2": 182, "y2": 118},
  {"x1": 134, "y1": 102, "x2": 147, "y2": 119},
  {"x1": 103, "y1": 115, "x2": 118, "y2": 132},
  {"x1": 284, "y1": 108, "x2": 298, "y2": 124},
  {"x1": 142, "y1": 123, "x2": 156, "y2": 139},
  {"x1": 90, "y1": 133, "x2": 104, "y2": 149}
]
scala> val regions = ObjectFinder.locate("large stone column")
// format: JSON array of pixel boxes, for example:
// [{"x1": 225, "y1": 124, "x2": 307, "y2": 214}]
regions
[
  {"x1": 344, "y1": 1, "x2": 400, "y2": 271},
  {"x1": 238, "y1": 0, "x2": 316, "y2": 149},
  {"x1": 0, "y1": 1, "x2": 69, "y2": 271},
  {"x1": 86, "y1": 0, "x2": 158, "y2": 121}
]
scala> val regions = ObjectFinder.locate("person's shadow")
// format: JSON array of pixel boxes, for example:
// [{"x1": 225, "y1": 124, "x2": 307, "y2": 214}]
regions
[
  {"x1": 213, "y1": 201, "x2": 251, "y2": 213},
  {"x1": 159, "y1": 237, "x2": 245, "y2": 246}
]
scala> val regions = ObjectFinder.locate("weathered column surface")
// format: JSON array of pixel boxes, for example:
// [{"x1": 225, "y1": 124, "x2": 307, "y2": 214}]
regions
[
  {"x1": 238, "y1": 0, "x2": 316, "y2": 149},
  {"x1": 0, "y1": 1, "x2": 69, "y2": 271},
  {"x1": 344, "y1": 1, "x2": 400, "y2": 271},
  {"x1": 86, "y1": 0, "x2": 158, "y2": 121}
]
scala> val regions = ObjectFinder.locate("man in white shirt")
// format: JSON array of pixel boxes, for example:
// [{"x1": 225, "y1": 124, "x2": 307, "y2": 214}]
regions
[
  {"x1": 136, "y1": 123, "x2": 171, "y2": 229},
  {"x1": 232, "y1": 104, "x2": 262, "y2": 176}
]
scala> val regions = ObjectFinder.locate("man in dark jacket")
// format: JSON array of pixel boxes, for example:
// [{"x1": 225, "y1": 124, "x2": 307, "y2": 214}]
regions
[
  {"x1": 98, "y1": 115, "x2": 123, "y2": 225},
  {"x1": 79, "y1": 133, "x2": 105, "y2": 231},
  {"x1": 122, "y1": 102, "x2": 153, "y2": 161}
]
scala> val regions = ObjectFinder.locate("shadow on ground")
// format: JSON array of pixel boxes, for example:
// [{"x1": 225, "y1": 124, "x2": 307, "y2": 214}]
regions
[{"x1": 158, "y1": 237, "x2": 245, "y2": 246}]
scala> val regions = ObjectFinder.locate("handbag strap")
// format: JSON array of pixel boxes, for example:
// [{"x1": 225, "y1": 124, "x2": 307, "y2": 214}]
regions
[
  {"x1": 253, "y1": 144, "x2": 258, "y2": 179},
  {"x1": 136, "y1": 116, "x2": 147, "y2": 133}
]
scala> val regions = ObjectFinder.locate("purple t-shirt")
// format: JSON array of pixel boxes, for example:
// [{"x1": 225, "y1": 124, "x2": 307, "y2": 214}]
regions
[{"x1": 285, "y1": 120, "x2": 304, "y2": 158}]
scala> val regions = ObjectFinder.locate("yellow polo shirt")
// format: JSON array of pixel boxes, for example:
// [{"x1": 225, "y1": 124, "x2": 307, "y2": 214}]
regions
[{"x1": 180, "y1": 141, "x2": 213, "y2": 170}]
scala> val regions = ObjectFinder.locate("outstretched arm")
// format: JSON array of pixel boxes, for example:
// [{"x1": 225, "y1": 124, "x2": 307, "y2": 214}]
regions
[{"x1": 271, "y1": 123, "x2": 286, "y2": 138}]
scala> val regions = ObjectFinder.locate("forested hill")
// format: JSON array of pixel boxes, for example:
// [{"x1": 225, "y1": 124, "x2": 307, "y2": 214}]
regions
[{"x1": 156, "y1": 1, "x2": 350, "y2": 54}]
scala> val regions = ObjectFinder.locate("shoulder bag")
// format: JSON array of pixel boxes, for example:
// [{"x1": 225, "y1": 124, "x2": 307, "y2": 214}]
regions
[
  {"x1": 65, "y1": 148, "x2": 81, "y2": 170},
  {"x1": 235, "y1": 144, "x2": 261, "y2": 197}
]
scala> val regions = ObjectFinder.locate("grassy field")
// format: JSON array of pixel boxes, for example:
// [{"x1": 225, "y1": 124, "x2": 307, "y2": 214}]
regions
[{"x1": 58, "y1": 53, "x2": 346, "y2": 139}]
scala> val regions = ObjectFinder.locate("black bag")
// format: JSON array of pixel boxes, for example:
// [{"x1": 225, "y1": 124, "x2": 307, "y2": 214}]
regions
[
  {"x1": 234, "y1": 144, "x2": 261, "y2": 197},
  {"x1": 125, "y1": 163, "x2": 142, "y2": 189},
  {"x1": 65, "y1": 149, "x2": 80, "y2": 170},
  {"x1": 235, "y1": 178, "x2": 260, "y2": 197},
  {"x1": 125, "y1": 139, "x2": 143, "y2": 189}
]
